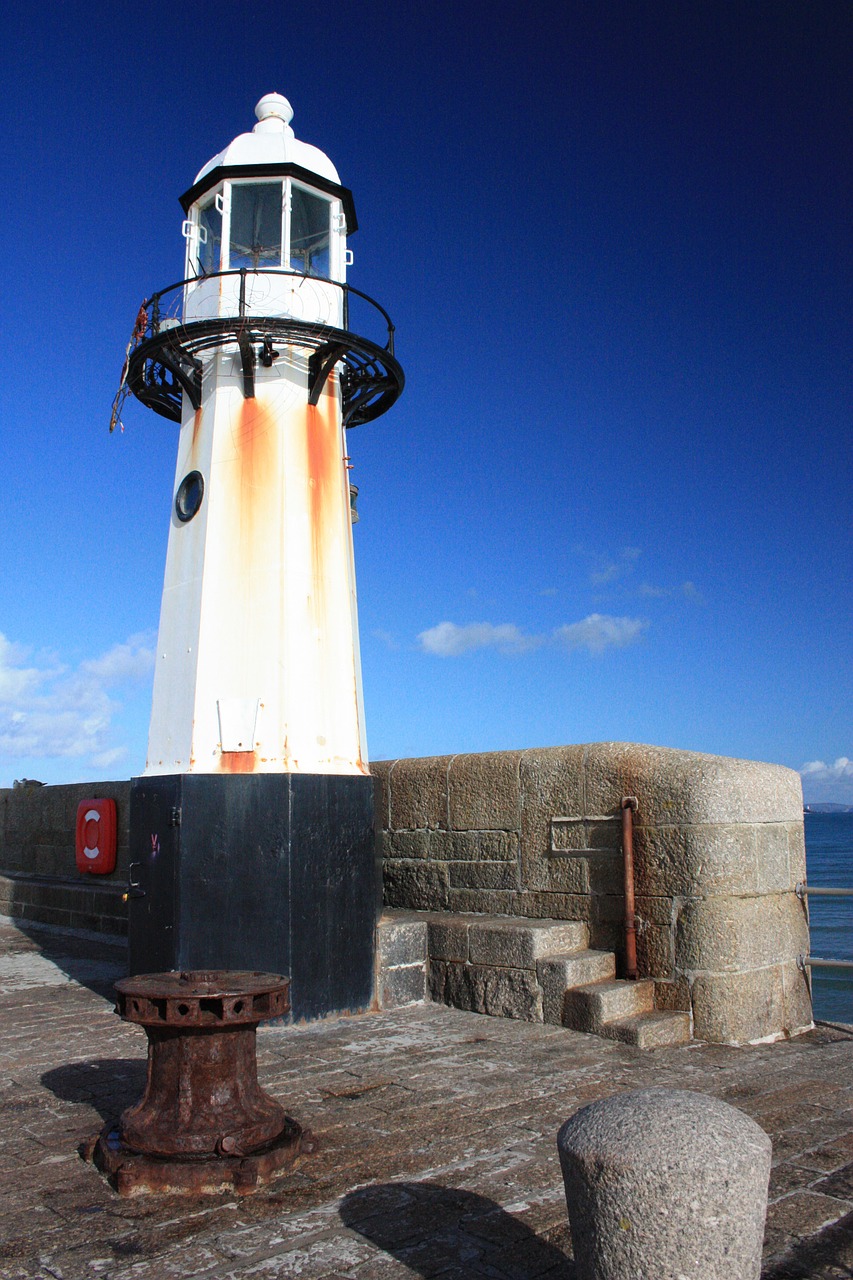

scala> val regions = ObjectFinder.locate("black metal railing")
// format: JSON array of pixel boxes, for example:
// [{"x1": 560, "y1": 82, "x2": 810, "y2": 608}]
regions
[
  {"x1": 140, "y1": 267, "x2": 397, "y2": 357},
  {"x1": 125, "y1": 266, "x2": 404, "y2": 429}
]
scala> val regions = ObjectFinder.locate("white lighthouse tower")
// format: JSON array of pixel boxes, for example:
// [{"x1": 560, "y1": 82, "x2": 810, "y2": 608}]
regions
[{"x1": 124, "y1": 96, "x2": 403, "y2": 1017}]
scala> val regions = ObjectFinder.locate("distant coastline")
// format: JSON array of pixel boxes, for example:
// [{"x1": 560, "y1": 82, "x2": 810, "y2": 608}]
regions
[{"x1": 805, "y1": 803, "x2": 853, "y2": 814}]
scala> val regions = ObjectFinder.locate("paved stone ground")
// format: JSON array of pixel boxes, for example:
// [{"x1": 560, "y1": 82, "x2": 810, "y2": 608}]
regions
[{"x1": 2, "y1": 917, "x2": 853, "y2": 1280}]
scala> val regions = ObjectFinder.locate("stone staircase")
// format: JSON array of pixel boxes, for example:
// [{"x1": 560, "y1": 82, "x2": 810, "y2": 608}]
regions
[{"x1": 376, "y1": 909, "x2": 692, "y2": 1049}]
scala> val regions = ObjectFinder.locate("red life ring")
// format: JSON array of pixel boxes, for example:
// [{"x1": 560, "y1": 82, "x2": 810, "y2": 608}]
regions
[{"x1": 75, "y1": 799, "x2": 117, "y2": 875}]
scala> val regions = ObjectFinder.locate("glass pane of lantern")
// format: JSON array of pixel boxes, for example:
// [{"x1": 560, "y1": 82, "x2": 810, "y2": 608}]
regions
[
  {"x1": 197, "y1": 195, "x2": 222, "y2": 276},
  {"x1": 230, "y1": 182, "x2": 283, "y2": 270},
  {"x1": 290, "y1": 186, "x2": 331, "y2": 278}
]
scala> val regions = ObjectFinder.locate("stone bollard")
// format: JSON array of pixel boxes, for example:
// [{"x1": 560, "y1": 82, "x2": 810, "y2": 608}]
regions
[{"x1": 557, "y1": 1088, "x2": 771, "y2": 1280}]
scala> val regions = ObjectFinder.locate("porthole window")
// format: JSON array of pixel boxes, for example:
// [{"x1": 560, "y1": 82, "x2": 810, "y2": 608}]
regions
[{"x1": 175, "y1": 470, "x2": 204, "y2": 522}]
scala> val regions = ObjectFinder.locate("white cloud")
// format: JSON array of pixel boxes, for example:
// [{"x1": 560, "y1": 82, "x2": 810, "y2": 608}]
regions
[
  {"x1": 554, "y1": 614, "x2": 648, "y2": 653},
  {"x1": 417, "y1": 614, "x2": 647, "y2": 658},
  {"x1": 577, "y1": 544, "x2": 703, "y2": 605},
  {"x1": 0, "y1": 631, "x2": 154, "y2": 767},
  {"x1": 372, "y1": 629, "x2": 399, "y2": 651},
  {"x1": 681, "y1": 580, "x2": 705, "y2": 603},
  {"x1": 589, "y1": 546, "x2": 642, "y2": 586},
  {"x1": 92, "y1": 746, "x2": 130, "y2": 768},
  {"x1": 800, "y1": 757, "x2": 853, "y2": 804},
  {"x1": 635, "y1": 579, "x2": 704, "y2": 603},
  {"x1": 80, "y1": 634, "x2": 156, "y2": 684},
  {"x1": 418, "y1": 622, "x2": 539, "y2": 657},
  {"x1": 801, "y1": 757, "x2": 853, "y2": 780},
  {"x1": 0, "y1": 634, "x2": 49, "y2": 701}
]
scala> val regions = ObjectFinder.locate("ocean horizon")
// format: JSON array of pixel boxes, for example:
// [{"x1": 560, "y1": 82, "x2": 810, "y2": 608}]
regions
[{"x1": 805, "y1": 811, "x2": 853, "y2": 1025}]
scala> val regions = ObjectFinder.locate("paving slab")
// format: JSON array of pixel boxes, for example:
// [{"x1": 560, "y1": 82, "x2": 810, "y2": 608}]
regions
[{"x1": 1, "y1": 916, "x2": 853, "y2": 1279}]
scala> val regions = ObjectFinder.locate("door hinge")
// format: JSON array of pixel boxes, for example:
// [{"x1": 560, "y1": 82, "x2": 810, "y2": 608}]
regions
[{"x1": 169, "y1": 806, "x2": 182, "y2": 827}]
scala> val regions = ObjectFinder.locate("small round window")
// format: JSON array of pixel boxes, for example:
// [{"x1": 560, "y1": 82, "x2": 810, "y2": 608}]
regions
[{"x1": 175, "y1": 471, "x2": 204, "y2": 522}]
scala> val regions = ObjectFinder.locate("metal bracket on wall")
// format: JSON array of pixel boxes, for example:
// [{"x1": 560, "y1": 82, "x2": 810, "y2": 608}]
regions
[
  {"x1": 125, "y1": 861, "x2": 146, "y2": 900},
  {"x1": 308, "y1": 341, "x2": 348, "y2": 405},
  {"x1": 237, "y1": 332, "x2": 255, "y2": 400},
  {"x1": 155, "y1": 341, "x2": 203, "y2": 412}
]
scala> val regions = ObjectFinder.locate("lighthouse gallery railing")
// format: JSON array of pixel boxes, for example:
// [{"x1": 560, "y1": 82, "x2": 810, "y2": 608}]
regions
[{"x1": 125, "y1": 267, "x2": 404, "y2": 429}]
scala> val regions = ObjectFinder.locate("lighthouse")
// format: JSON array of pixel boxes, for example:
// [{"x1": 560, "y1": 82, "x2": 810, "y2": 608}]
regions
[{"x1": 123, "y1": 95, "x2": 403, "y2": 1018}]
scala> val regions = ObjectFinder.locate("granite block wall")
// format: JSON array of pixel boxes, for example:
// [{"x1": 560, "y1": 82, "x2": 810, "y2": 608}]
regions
[
  {"x1": 0, "y1": 744, "x2": 814, "y2": 1045},
  {"x1": 0, "y1": 781, "x2": 130, "y2": 936},
  {"x1": 374, "y1": 743, "x2": 812, "y2": 1044}
]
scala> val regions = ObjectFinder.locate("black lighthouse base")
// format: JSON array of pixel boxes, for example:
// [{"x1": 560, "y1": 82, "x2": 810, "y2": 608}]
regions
[{"x1": 127, "y1": 772, "x2": 378, "y2": 1021}]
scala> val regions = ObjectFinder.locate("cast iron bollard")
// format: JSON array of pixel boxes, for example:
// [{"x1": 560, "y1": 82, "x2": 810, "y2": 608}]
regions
[
  {"x1": 86, "y1": 970, "x2": 314, "y2": 1195},
  {"x1": 557, "y1": 1088, "x2": 771, "y2": 1279}
]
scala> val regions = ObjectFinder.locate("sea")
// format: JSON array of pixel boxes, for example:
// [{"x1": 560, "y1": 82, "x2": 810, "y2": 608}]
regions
[{"x1": 805, "y1": 812, "x2": 853, "y2": 1025}]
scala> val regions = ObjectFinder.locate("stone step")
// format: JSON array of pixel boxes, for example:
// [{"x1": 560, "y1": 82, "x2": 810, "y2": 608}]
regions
[
  {"x1": 465, "y1": 917, "x2": 589, "y2": 968},
  {"x1": 377, "y1": 911, "x2": 694, "y2": 1049},
  {"x1": 429, "y1": 959, "x2": 544, "y2": 1022},
  {"x1": 538, "y1": 951, "x2": 617, "y2": 1025},
  {"x1": 599, "y1": 1010, "x2": 693, "y2": 1049},
  {"x1": 560, "y1": 978, "x2": 656, "y2": 1033},
  {"x1": 376, "y1": 911, "x2": 428, "y2": 1009},
  {"x1": 377, "y1": 911, "x2": 427, "y2": 966}
]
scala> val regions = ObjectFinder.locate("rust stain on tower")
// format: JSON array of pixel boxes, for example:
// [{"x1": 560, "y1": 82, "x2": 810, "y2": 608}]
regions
[
  {"x1": 235, "y1": 397, "x2": 278, "y2": 549},
  {"x1": 220, "y1": 749, "x2": 257, "y2": 774},
  {"x1": 305, "y1": 391, "x2": 338, "y2": 580}
]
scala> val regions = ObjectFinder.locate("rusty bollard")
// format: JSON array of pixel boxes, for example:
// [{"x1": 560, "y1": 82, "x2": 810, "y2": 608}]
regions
[{"x1": 87, "y1": 970, "x2": 314, "y2": 1195}]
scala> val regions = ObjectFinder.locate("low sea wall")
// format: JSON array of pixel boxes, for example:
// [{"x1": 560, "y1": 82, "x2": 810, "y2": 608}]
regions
[
  {"x1": 0, "y1": 743, "x2": 813, "y2": 1043},
  {"x1": 374, "y1": 743, "x2": 812, "y2": 1044},
  {"x1": 0, "y1": 780, "x2": 130, "y2": 936}
]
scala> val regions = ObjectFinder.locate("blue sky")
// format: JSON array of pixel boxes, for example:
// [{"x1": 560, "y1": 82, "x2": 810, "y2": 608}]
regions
[{"x1": 0, "y1": 1, "x2": 849, "y2": 801}]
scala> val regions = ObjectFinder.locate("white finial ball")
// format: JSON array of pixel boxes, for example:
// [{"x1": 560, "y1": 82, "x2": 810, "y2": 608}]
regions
[{"x1": 255, "y1": 93, "x2": 294, "y2": 126}]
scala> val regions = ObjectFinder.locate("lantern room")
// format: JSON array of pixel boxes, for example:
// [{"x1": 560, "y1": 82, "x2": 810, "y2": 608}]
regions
[
  {"x1": 126, "y1": 92, "x2": 402, "y2": 427},
  {"x1": 186, "y1": 167, "x2": 345, "y2": 276},
  {"x1": 179, "y1": 93, "x2": 356, "y2": 329},
  {"x1": 188, "y1": 176, "x2": 337, "y2": 276}
]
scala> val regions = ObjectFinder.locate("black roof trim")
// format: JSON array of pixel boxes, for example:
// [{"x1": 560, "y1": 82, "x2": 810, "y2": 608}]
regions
[{"x1": 179, "y1": 163, "x2": 358, "y2": 233}]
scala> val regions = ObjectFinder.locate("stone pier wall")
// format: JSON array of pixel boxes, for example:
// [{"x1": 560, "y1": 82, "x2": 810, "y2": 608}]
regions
[
  {"x1": 0, "y1": 744, "x2": 814, "y2": 1044},
  {"x1": 373, "y1": 743, "x2": 812, "y2": 1044},
  {"x1": 0, "y1": 781, "x2": 130, "y2": 936}
]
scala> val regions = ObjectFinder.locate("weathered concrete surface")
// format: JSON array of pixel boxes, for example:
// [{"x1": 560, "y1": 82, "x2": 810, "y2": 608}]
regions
[
  {"x1": 0, "y1": 916, "x2": 852, "y2": 1279},
  {"x1": 378, "y1": 744, "x2": 811, "y2": 1044},
  {"x1": 558, "y1": 1088, "x2": 771, "y2": 1278}
]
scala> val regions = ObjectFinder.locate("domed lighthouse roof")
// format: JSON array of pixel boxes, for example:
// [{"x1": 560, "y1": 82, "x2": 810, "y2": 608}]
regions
[
  {"x1": 179, "y1": 94, "x2": 357, "y2": 229},
  {"x1": 194, "y1": 94, "x2": 341, "y2": 185}
]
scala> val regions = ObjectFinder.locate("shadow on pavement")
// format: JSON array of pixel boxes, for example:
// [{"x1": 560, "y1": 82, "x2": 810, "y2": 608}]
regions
[
  {"x1": 761, "y1": 1206, "x2": 853, "y2": 1278},
  {"x1": 3, "y1": 917, "x2": 127, "y2": 999},
  {"x1": 340, "y1": 1180, "x2": 575, "y2": 1279},
  {"x1": 41, "y1": 1058, "x2": 146, "y2": 1124}
]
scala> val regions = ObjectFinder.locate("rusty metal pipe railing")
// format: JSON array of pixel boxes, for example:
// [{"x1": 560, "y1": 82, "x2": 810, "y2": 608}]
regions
[
  {"x1": 799, "y1": 955, "x2": 853, "y2": 971},
  {"x1": 796, "y1": 882, "x2": 853, "y2": 899},
  {"x1": 795, "y1": 882, "x2": 853, "y2": 987},
  {"x1": 621, "y1": 797, "x2": 639, "y2": 980}
]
